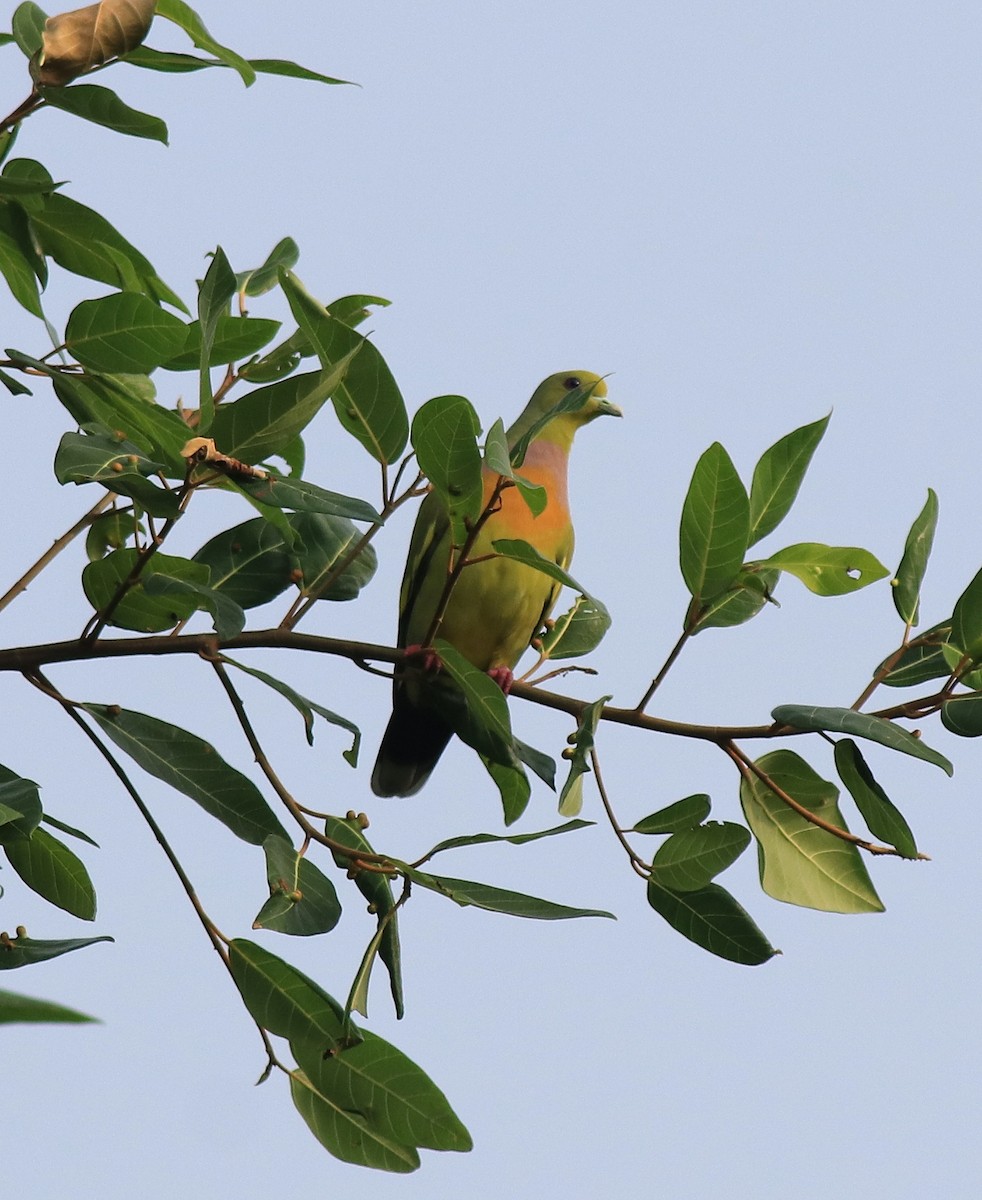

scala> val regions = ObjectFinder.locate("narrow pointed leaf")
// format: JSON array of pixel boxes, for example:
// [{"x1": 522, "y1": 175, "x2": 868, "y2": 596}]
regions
[
  {"x1": 748, "y1": 414, "x2": 829, "y2": 545},
  {"x1": 232, "y1": 473, "x2": 381, "y2": 524},
  {"x1": 142, "y1": 572, "x2": 246, "y2": 640},
  {"x1": 82, "y1": 704, "x2": 286, "y2": 844},
  {"x1": 879, "y1": 623, "x2": 951, "y2": 687},
  {"x1": 834, "y1": 739, "x2": 918, "y2": 858},
  {"x1": 951, "y1": 565, "x2": 982, "y2": 662},
  {"x1": 430, "y1": 641, "x2": 524, "y2": 780},
  {"x1": 224, "y1": 660, "x2": 360, "y2": 765},
  {"x1": 290, "y1": 511, "x2": 377, "y2": 601},
  {"x1": 739, "y1": 749, "x2": 884, "y2": 913},
  {"x1": 772, "y1": 704, "x2": 953, "y2": 775},
  {"x1": 892, "y1": 489, "x2": 938, "y2": 627},
  {"x1": 154, "y1": 0, "x2": 255, "y2": 84},
  {"x1": 0, "y1": 988, "x2": 97, "y2": 1024},
  {"x1": 54, "y1": 427, "x2": 179, "y2": 518},
  {"x1": 0, "y1": 933, "x2": 113, "y2": 969},
  {"x1": 401, "y1": 866, "x2": 614, "y2": 920},
  {"x1": 237, "y1": 237, "x2": 299, "y2": 297},
  {"x1": 195, "y1": 244, "x2": 235, "y2": 428},
  {"x1": 646, "y1": 879, "x2": 777, "y2": 965},
  {"x1": 480, "y1": 757, "x2": 530, "y2": 825},
  {"x1": 679, "y1": 442, "x2": 750, "y2": 602},
  {"x1": 0, "y1": 768, "x2": 42, "y2": 842},
  {"x1": 325, "y1": 816, "x2": 402, "y2": 1017},
  {"x1": 228, "y1": 939, "x2": 349, "y2": 1044},
  {"x1": 420, "y1": 820, "x2": 593, "y2": 861},
  {"x1": 38, "y1": 83, "x2": 168, "y2": 143}
]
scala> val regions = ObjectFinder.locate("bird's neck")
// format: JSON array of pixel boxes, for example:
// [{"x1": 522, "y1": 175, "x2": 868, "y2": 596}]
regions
[{"x1": 532, "y1": 413, "x2": 580, "y2": 455}]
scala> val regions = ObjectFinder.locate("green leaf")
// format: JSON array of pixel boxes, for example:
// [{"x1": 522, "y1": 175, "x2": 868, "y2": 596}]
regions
[
  {"x1": 290, "y1": 511, "x2": 378, "y2": 601},
  {"x1": 401, "y1": 866, "x2": 614, "y2": 920},
  {"x1": 0, "y1": 933, "x2": 113, "y2": 970},
  {"x1": 228, "y1": 939, "x2": 349, "y2": 1044},
  {"x1": 281, "y1": 271, "x2": 409, "y2": 464},
  {"x1": 771, "y1": 704, "x2": 953, "y2": 775},
  {"x1": 879, "y1": 622, "x2": 952, "y2": 688},
  {"x1": 748, "y1": 414, "x2": 829, "y2": 545},
  {"x1": 195, "y1": 245, "x2": 236, "y2": 429},
  {"x1": 691, "y1": 567, "x2": 780, "y2": 633},
  {"x1": 646, "y1": 879, "x2": 778, "y2": 965},
  {"x1": 760, "y1": 543, "x2": 889, "y2": 596},
  {"x1": 142, "y1": 572, "x2": 246, "y2": 640},
  {"x1": 65, "y1": 292, "x2": 187, "y2": 372},
  {"x1": 41, "y1": 813, "x2": 99, "y2": 847},
  {"x1": 223, "y1": 660, "x2": 360, "y2": 765},
  {"x1": 632, "y1": 794, "x2": 712, "y2": 834},
  {"x1": 82, "y1": 704, "x2": 286, "y2": 845},
  {"x1": 38, "y1": 83, "x2": 168, "y2": 143},
  {"x1": 892, "y1": 489, "x2": 938, "y2": 627},
  {"x1": 0, "y1": 226, "x2": 43, "y2": 316},
  {"x1": 0, "y1": 769, "x2": 42, "y2": 842},
  {"x1": 429, "y1": 641, "x2": 526, "y2": 803},
  {"x1": 290, "y1": 1072, "x2": 419, "y2": 1174},
  {"x1": 490, "y1": 538, "x2": 601, "y2": 605},
  {"x1": 4, "y1": 827, "x2": 96, "y2": 919},
  {"x1": 12, "y1": 3, "x2": 45, "y2": 56},
  {"x1": 411, "y1": 395, "x2": 483, "y2": 547},
  {"x1": 539, "y1": 593, "x2": 612, "y2": 659},
  {"x1": 237, "y1": 236, "x2": 299, "y2": 296},
  {"x1": 558, "y1": 696, "x2": 609, "y2": 817},
  {"x1": 679, "y1": 442, "x2": 750, "y2": 603},
  {"x1": 29, "y1": 190, "x2": 186, "y2": 310},
  {"x1": 293, "y1": 1027, "x2": 471, "y2": 1157},
  {"x1": 650, "y1": 822, "x2": 751, "y2": 891},
  {"x1": 324, "y1": 815, "x2": 402, "y2": 1017},
  {"x1": 248, "y1": 58, "x2": 351, "y2": 87},
  {"x1": 834, "y1": 739, "x2": 918, "y2": 858},
  {"x1": 480, "y1": 757, "x2": 531, "y2": 826},
  {"x1": 940, "y1": 694, "x2": 982, "y2": 738},
  {"x1": 209, "y1": 354, "x2": 359, "y2": 465},
  {"x1": 233, "y1": 473, "x2": 381, "y2": 525},
  {"x1": 482, "y1": 418, "x2": 547, "y2": 516},
  {"x1": 158, "y1": 316, "x2": 281, "y2": 370},
  {"x1": 0, "y1": 365, "x2": 32, "y2": 394},
  {"x1": 82, "y1": 550, "x2": 206, "y2": 631},
  {"x1": 420, "y1": 819, "x2": 594, "y2": 860},
  {"x1": 950, "y1": 565, "x2": 982, "y2": 662},
  {"x1": 253, "y1": 835, "x2": 342, "y2": 936},
  {"x1": 739, "y1": 749, "x2": 884, "y2": 913},
  {"x1": 191, "y1": 518, "x2": 295, "y2": 608},
  {"x1": 154, "y1": 0, "x2": 255, "y2": 84},
  {"x1": 0, "y1": 988, "x2": 97, "y2": 1024},
  {"x1": 44, "y1": 371, "x2": 190, "y2": 472}
]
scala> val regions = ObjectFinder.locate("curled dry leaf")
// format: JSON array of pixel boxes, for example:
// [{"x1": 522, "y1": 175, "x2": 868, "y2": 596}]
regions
[{"x1": 36, "y1": 0, "x2": 157, "y2": 86}]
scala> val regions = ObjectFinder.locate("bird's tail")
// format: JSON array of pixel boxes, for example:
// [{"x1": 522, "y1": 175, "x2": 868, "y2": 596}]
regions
[{"x1": 371, "y1": 690, "x2": 453, "y2": 797}]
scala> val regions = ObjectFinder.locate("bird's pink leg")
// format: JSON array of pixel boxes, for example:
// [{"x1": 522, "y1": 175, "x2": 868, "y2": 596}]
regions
[
  {"x1": 404, "y1": 644, "x2": 443, "y2": 673},
  {"x1": 487, "y1": 666, "x2": 514, "y2": 694}
]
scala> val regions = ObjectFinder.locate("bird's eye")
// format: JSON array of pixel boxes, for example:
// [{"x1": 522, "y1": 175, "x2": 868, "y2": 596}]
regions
[{"x1": 563, "y1": 376, "x2": 581, "y2": 390}]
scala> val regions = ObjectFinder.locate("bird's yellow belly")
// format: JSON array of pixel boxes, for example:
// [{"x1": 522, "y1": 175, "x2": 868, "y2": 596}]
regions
[{"x1": 437, "y1": 554, "x2": 554, "y2": 670}]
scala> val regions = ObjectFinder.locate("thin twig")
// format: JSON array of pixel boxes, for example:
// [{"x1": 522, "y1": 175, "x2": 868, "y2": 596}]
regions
[
  {"x1": 635, "y1": 626, "x2": 693, "y2": 712},
  {"x1": 0, "y1": 492, "x2": 115, "y2": 614},
  {"x1": 590, "y1": 747, "x2": 650, "y2": 878}
]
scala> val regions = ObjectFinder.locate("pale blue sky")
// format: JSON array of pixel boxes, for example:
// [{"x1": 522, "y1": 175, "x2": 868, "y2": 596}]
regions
[{"x1": 3, "y1": 3, "x2": 981, "y2": 1196}]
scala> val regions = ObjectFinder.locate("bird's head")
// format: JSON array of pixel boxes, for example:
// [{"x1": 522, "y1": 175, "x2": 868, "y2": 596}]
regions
[{"x1": 507, "y1": 370, "x2": 622, "y2": 455}]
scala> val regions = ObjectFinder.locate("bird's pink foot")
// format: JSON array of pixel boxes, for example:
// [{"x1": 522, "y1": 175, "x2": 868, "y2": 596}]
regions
[
  {"x1": 487, "y1": 666, "x2": 514, "y2": 694},
  {"x1": 404, "y1": 644, "x2": 443, "y2": 673}
]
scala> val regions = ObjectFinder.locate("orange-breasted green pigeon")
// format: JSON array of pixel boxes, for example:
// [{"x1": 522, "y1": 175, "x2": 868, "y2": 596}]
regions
[{"x1": 371, "y1": 371, "x2": 621, "y2": 797}]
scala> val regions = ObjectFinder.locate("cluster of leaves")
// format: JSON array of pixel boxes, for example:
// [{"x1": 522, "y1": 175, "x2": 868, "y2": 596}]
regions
[{"x1": 4, "y1": 0, "x2": 982, "y2": 1175}]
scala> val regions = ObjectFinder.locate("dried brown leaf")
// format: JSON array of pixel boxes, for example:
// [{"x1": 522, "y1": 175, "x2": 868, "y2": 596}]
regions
[{"x1": 37, "y1": 0, "x2": 156, "y2": 86}]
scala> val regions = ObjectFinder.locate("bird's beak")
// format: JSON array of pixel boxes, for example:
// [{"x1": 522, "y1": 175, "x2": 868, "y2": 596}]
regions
[{"x1": 598, "y1": 397, "x2": 623, "y2": 418}]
